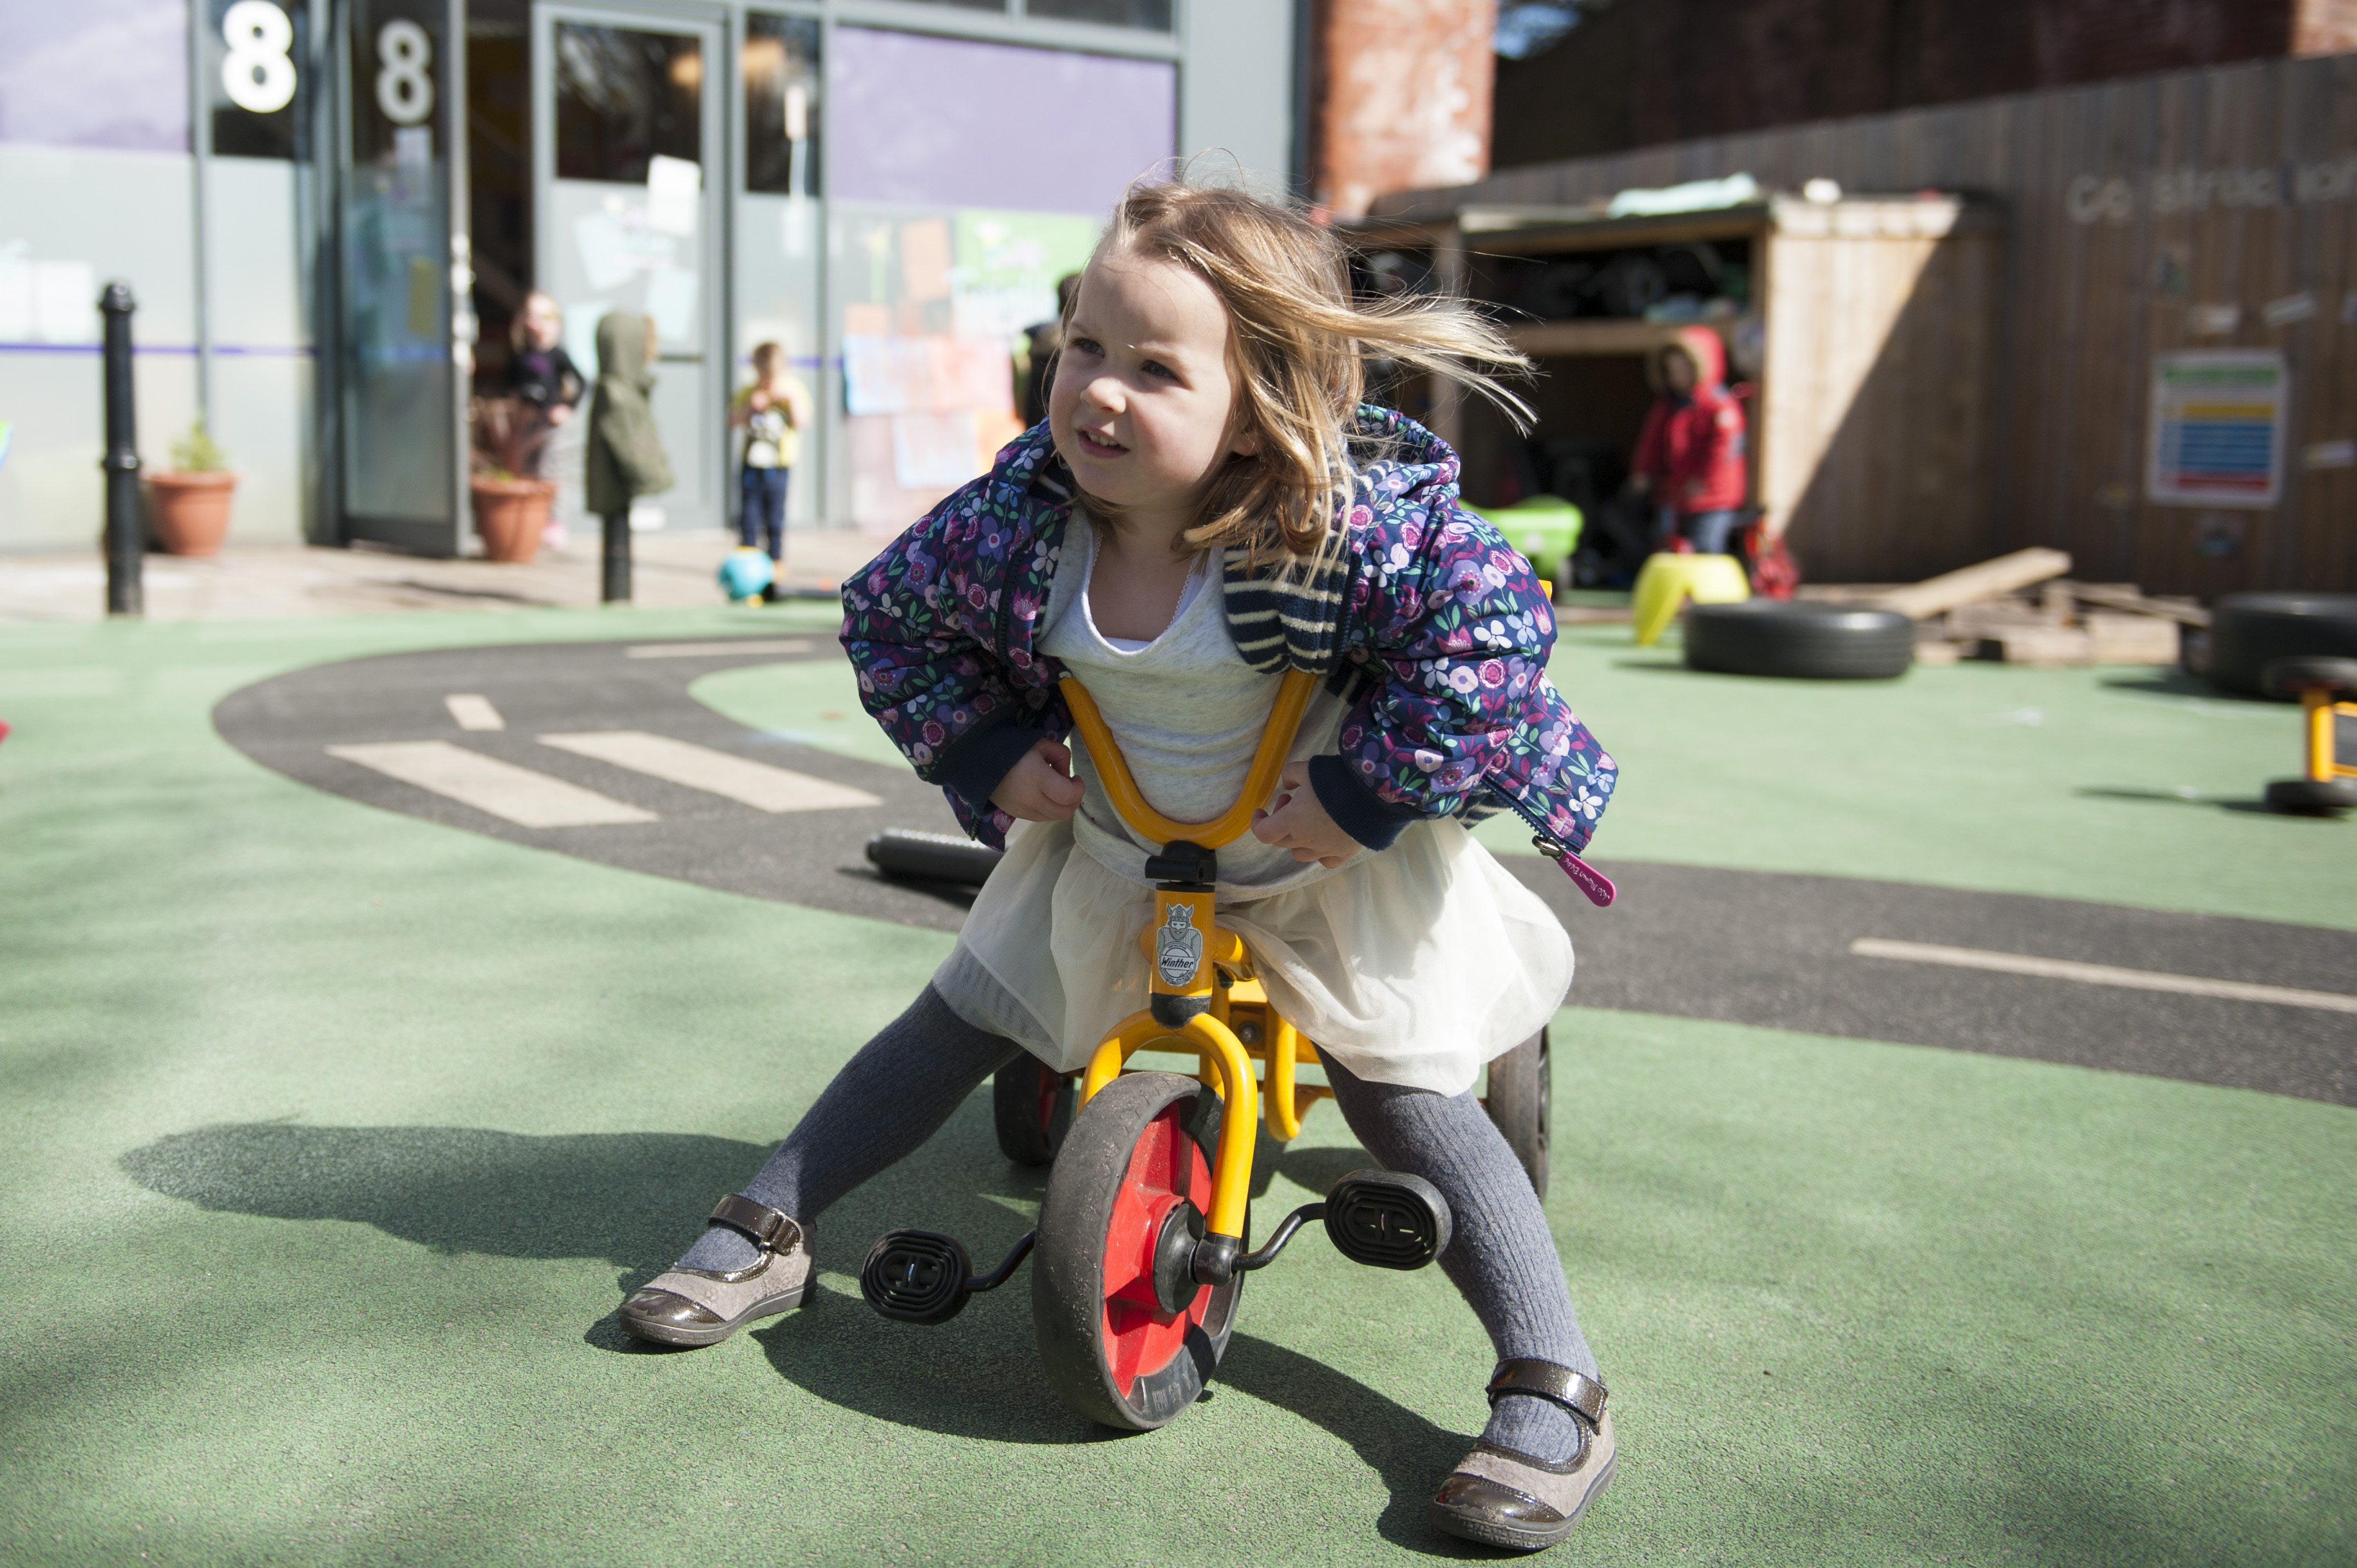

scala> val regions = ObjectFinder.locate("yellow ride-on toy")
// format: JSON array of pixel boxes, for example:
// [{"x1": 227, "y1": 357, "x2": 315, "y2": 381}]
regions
[
  {"x1": 2262, "y1": 657, "x2": 2357, "y2": 814},
  {"x1": 858, "y1": 671, "x2": 1554, "y2": 1430}
]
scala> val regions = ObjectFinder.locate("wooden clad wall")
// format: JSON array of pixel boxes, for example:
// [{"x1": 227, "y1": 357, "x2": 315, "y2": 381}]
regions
[
  {"x1": 1759, "y1": 202, "x2": 2002, "y2": 581},
  {"x1": 1380, "y1": 55, "x2": 2357, "y2": 594}
]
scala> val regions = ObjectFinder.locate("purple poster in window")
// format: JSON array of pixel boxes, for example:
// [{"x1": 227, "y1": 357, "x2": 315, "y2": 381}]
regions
[
  {"x1": 0, "y1": 0, "x2": 189, "y2": 152},
  {"x1": 829, "y1": 27, "x2": 1175, "y2": 216}
]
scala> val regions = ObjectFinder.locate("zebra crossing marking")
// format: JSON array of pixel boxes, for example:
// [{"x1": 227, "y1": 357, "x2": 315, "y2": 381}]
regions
[
  {"x1": 325, "y1": 741, "x2": 657, "y2": 828},
  {"x1": 536, "y1": 730, "x2": 882, "y2": 813}
]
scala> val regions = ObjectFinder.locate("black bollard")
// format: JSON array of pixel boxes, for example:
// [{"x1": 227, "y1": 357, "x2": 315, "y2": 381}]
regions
[
  {"x1": 601, "y1": 510, "x2": 631, "y2": 603},
  {"x1": 99, "y1": 282, "x2": 141, "y2": 617}
]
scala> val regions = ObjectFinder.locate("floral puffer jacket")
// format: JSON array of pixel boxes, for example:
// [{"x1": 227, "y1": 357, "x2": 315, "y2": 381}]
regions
[{"x1": 840, "y1": 409, "x2": 1619, "y2": 895}]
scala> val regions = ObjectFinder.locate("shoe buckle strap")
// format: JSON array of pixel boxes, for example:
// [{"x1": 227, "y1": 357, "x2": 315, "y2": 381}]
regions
[
  {"x1": 1486, "y1": 1359, "x2": 1607, "y2": 1424},
  {"x1": 708, "y1": 1194, "x2": 803, "y2": 1254}
]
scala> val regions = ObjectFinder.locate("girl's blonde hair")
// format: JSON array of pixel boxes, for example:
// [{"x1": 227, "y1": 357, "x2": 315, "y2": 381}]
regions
[{"x1": 1073, "y1": 178, "x2": 1530, "y2": 562}]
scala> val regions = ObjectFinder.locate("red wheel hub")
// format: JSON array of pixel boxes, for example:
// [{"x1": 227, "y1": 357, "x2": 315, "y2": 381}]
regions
[{"x1": 1099, "y1": 1102, "x2": 1214, "y2": 1395}]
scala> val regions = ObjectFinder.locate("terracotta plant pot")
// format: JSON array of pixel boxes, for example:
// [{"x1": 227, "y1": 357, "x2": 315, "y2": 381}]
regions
[
  {"x1": 469, "y1": 476, "x2": 556, "y2": 564},
  {"x1": 147, "y1": 471, "x2": 237, "y2": 556}
]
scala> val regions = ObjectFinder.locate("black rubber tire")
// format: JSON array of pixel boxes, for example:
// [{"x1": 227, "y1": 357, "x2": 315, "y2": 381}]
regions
[
  {"x1": 2262, "y1": 657, "x2": 2357, "y2": 701},
  {"x1": 1685, "y1": 601, "x2": 1915, "y2": 680},
  {"x1": 1483, "y1": 1028, "x2": 1551, "y2": 1200},
  {"x1": 1033, "y1": 1072, "x2": 1243, "y2": 1431},
  {"x1": 864, "y1": 829, "x2": 1003, "y2": 887},
  {"x1": 2208, "y1": 594, "x2": 2357, "y2": 699},
  {"x1": 2266, "y1": 777, "x2": 2357, "y2": 813},
  {"x1": 992, "y1": 1056, "x2": 1076, "y2": 1166}
]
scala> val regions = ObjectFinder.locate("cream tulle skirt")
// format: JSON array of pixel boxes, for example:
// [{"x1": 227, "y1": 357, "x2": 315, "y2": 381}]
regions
[{"x1": 932, "y1": 815, "x2": 1573, "y2": 1096}]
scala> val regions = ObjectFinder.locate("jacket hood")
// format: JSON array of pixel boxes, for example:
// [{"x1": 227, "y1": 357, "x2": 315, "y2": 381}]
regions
[
  {"x1": 1653, "y1": 325, "x2": 1727, "y2": 395},
  {"x1": 594, "y1": 311, "x2": 653, "y2": 388}
]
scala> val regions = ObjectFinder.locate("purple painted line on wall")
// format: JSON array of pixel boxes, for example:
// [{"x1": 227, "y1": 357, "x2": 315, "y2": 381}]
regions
[
  {"x1": 829, "y1": 27, "x2": 1175, "y2": 215},
  {"x1": 0, "y1": 344, "x2": 317, "y2": 357}
]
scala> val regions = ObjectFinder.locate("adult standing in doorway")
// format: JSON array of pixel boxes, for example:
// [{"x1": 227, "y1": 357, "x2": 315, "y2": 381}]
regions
[
  {"x1": 586, "y1": 310, "x2": 673, "y2": 603},
  {"x1": 729, "y1": 341, "x2": 813, "y2": 576},
  {"x1": 1629, "y1": 325, "x2": 1747, "y2": 556}
]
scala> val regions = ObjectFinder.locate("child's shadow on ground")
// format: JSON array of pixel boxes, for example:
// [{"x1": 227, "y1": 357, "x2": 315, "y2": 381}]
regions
[
  {"x1": 1219, "y1": 1334, "x2": 1488, "y2": 1557},
  {"x1": 119, "y1": 1121, "x2": 773, "y2": 1270},
  {"x1": 122, "y1": 1117, "x2": 1479, "y2": 1549}
]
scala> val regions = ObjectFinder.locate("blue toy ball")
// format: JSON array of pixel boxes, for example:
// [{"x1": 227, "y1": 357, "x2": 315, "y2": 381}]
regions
[{"x1": 719, "y1": 548, "x2": 777, "y2": 603}]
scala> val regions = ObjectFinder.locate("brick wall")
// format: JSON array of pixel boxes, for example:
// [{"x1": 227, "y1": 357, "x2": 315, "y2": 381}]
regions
[{"x1": 1316, "y1": 0, "x2": 1497, "y2": 217}]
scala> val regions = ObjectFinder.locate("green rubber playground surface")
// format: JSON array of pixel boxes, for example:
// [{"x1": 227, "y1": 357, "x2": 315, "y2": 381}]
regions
[{"x1": 3, "y1": 607, "x2": 2352, "y2": 1565}]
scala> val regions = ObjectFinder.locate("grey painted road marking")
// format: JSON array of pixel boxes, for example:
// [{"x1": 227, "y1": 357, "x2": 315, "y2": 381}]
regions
[
  {"x1": 625, "y1": 639, "x2": 814, "y2": 659},
  {"x1": 1850, "y1": 938, "x2": 2357, "y2": 1014},
  {"x1": 444, "y1": 694, "x2": 505, "y2": 731},
  {"x1": 326, "y1": 742, "x2": 658, "y2": 828},
  {"x1": 536, "y1": 730, "x2": 884, "y2": 813}
]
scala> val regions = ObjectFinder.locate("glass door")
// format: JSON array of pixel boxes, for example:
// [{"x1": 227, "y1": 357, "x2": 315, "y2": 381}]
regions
[
  {"x1": 336, "y1": 0, "x2": 469, "y2": 554},
  {"x1": 532, "y1": 4, "x2": 725, "y2": 536}
]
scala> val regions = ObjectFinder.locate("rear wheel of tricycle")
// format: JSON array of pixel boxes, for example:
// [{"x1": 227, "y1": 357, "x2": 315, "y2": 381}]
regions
[
  {"x1": 1032, "y1": 1072, "x2": 1243, "y2": 1431},
  {"x1": 992, "y1": 1056, "x2": 1077, "y2": 1166},
  {"x1": 1484, "y1": 1027, "x2": 1551, "y2": 1200}
]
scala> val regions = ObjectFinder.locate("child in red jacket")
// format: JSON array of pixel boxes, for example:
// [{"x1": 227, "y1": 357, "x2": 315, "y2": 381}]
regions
[{"x1": 1630, "y1": 325, "x2": 1747, "y2": 554}]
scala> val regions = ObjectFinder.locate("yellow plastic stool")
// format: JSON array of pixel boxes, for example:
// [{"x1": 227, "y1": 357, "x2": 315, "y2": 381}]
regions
[{"x1": 1631, "y1": 551, "x2": 1752, "y2": 645}]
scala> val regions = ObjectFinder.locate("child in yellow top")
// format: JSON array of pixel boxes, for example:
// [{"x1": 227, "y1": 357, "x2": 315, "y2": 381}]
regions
[{"x1": 728, "y1": 341, "x2": 813, "y2": 565}]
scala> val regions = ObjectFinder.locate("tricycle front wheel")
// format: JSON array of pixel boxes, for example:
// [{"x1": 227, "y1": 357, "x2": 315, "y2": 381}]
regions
[{"x1": 1032, "y1": 1072, "x2": 1242, "y2": 1430}]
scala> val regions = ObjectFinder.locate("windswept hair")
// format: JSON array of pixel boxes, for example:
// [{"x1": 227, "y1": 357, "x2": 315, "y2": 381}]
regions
[{"x1": 1072, "y1": 176, "x2": 1531, "y2": 563}]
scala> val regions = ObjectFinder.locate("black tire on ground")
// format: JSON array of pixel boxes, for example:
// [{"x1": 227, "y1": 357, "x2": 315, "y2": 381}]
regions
[
  {"x1": 1685, "y1": 601, "x2": 1915, "y2": 680},
  {"x1": 1484, "y1": 1028, "x2": 1551, "y2": 1200},
  {"x1": 2261, "y1": 656, "x2": 2357, "y2": 700},
  {"x1": 1033, "y1": 1072, "x2": 1243, "y2": 1431},
  {"x1": 864, "y1": 829, "x2": 1003, "y2": 886},
  {"x1": 2265, "y1": 777, "x2": 2357, "y2": 814},
  {"x1": 2207, "y1": 594, "x2": 2357, "y2": 699},
  {"x1": 992, "y1": 1057, "x2": 1076, "y2": 1166}
]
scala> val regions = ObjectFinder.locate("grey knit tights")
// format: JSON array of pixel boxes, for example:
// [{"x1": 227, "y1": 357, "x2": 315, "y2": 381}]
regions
[{"x1": 679, "y1": 984, "x2": 1598, "y2": 1462}]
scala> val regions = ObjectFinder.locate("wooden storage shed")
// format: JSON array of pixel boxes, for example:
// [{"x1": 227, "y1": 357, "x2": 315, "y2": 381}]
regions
[{"x1": 1356, "y1": 194, "x2": 2003, "y2": 585}]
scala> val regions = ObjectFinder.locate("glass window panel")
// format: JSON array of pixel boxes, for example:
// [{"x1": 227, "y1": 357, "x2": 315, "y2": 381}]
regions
[
  {"x1": 831, "y1": 27, "x2": 1174, "y2": 212},
  {"x1": 1027, "y1": 0, "x2": 1171, "y2": 28},
  {"x1": 900, "y1": 0, "x2": 1004, "y2": 10},
  {"x1": 744, "y1": 14, "x2": 821, "y2": 198},
  {"x1": 553, "y1": 23, "x2": 701, "y2": 184},
  {"x1": 342, "y1": 0, "x2": 455, "y2": 526}
]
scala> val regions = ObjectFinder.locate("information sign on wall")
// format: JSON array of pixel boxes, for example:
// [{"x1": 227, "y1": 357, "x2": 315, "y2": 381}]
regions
[{"x1": 2146, "y1": 351, "x2": 2287, "y2": 508}]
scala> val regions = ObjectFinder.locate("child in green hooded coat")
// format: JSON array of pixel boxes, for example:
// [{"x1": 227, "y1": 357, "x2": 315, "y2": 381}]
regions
[{"x1": 585, "y1": 310, "x2": 674, "y2": 601}]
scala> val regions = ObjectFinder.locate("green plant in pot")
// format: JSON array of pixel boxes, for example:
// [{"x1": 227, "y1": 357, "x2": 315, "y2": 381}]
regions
[
  {"x1": 469, "y1": 395, "x2": 559, "y2": 564},
  {"x1": 147, "y1": 420, "x2": 237, "y2": 557}
]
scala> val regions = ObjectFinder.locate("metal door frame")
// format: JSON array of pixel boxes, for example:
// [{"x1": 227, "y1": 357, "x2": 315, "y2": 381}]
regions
[{"x1": 531, "y1": 0, "x2": 730, "y2": 534}]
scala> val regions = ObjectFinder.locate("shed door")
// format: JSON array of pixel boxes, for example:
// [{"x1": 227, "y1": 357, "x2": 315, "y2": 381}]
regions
[{"x1": 532, "y1": 4, "x2": 726, "y2": 535}]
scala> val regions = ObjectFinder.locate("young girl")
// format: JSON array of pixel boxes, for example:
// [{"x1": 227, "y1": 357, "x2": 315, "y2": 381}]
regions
[
  {"x1": 729, "y1": 341, "x2": 813, "y2": 568},
  {"x1": 620, "y1": 182, "x2": 1621, "y2": 1554}
]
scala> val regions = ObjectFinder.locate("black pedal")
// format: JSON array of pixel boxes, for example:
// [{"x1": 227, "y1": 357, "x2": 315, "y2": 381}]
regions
[
  {"x1": 860, "y1": 1230, "x2": 973, "y2": 1323},
  {"x1": 1324, "y1": 1170, "x2": 1452, "y2": 1270}
]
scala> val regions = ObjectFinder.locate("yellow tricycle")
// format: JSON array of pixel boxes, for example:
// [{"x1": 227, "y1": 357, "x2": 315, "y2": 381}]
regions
[{"x1": 860, "y1": 671, "x2": 1553, "y2": 1431}]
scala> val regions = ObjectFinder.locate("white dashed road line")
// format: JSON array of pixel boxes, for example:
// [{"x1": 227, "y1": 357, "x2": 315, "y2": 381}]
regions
[
  {"x1": 444, "y1": 694, "x2": 505, "y2": 731},
  {"x1": 326, "y1": 742, "x2": 658, "y2": 828},
  {"x1": 624, "y1": 639, "x2": 814, "y2": 659},
  {"x1": 536, "y1": 731, "x2": 883, "y2": 813},
  {"x1": 1849, "y1": 938, "x2": 2357, "y2": 1014}
]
